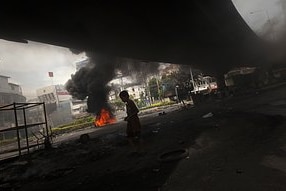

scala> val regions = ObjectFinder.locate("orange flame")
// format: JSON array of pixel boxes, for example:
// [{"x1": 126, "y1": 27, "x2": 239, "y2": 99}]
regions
[{"x1": 94, "y1": 108, "x2": 116, "y2": 127}]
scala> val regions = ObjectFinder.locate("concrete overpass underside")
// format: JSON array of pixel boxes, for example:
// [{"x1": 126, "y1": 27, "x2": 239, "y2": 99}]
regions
[{"x1": 0, "y1": 1, "x2": 268, "y2": 77}]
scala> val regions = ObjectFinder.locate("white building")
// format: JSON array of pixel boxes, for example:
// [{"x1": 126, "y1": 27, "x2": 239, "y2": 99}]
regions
[
  {"x1": 71, "y1": 98, "x2": 88, "y2": 118},
  {"x1": 36, "y1": 85, "x2": 74, "y2": 127},
  {"x1": 36, "y1": 85, "x2": 72, "y2": 104},
  {"x1": 124, "y1": 84, "x2": 146, "y2": 100}
]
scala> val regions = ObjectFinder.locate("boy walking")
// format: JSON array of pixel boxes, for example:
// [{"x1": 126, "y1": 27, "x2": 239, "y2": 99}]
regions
[{"x1": 119, "y1": 90, "x2": 142, "y2": 155}]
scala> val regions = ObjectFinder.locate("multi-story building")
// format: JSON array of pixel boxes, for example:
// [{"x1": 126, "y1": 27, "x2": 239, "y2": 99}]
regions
[
  {"x1": 36, "y1": 85, "x2": 71, "y2": 104},
  {"x1": 36, "y1": 85, "x2": 74, "y2": 127},
  {"x1": 0, "y1": 75, "x2": 26, "y2": 106},
  {"x1": 0, "y1": 75, "x2": 26, "y2": 129}
]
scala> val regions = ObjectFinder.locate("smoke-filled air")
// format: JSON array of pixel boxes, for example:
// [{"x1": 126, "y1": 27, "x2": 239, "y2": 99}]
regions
[{"x1": 65, "y1": 52, "x2": 160, "y2": 115}]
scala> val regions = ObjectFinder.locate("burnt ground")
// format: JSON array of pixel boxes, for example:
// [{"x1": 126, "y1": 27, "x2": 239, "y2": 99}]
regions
[{"x1": 1, "y1": 83, "x2": 286, "y2": 191}]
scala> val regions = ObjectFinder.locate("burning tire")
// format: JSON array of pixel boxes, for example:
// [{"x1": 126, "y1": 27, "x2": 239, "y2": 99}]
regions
[
  {"x1": 94, "y1": 108, "x2": 117, "y2": 127},
  {"x1": 158, "y1": 148, "x2": 189, "y2": 162}
]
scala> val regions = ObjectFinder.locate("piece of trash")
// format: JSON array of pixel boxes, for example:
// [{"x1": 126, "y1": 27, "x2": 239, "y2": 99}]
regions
[
  {"x1": 152, "y1": 127, "x2": 160, "y2": 133},
  {"x1": 202, "y1": 112, "x2": 213, "y2": 118}
]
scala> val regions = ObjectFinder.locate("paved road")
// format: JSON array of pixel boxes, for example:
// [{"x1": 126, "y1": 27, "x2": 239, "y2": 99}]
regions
[
  {"x1": 0, "y1": 103, "x2": 183, "y2": 161},
  {"x1": 53, "y1": 103, "x2": 184, "y2": 146},
  {"x1": 2, "y1": 83, "x2": 286, "y2": 191}
]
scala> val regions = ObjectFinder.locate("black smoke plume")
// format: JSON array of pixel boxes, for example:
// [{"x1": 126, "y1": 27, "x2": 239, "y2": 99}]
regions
[
  {"x1": 65, "y1": 52, "x2": 160, "y2": 114},
  {"x1": 116, "y1": 57, "x2": 160, "y2": 83},
  {"x1": 66, "y1": 52, "x2": 116, "y2": 114},
  {"x1": 259, "y1": 0, "x2": 286, "y2": 66}
]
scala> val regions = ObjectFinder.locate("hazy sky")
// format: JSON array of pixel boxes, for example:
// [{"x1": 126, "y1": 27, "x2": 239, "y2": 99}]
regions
[
  {"x1": 0, "y1": 40, "x2": 86, "y2": 99},
  {"x1": 0, "y1": 0, "x2": 283, "y2": 100},
  {"x1": 232, "y1": 0, "x2": 284, "y2": 39}
]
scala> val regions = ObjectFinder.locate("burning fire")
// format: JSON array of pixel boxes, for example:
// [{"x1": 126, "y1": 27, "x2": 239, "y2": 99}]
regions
[{"x1": 94, "y1": 108, "x2": 116, "y2": 127}]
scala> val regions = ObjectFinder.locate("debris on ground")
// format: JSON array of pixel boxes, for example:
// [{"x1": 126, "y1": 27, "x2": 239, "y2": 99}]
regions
[{"x1": 202, "y1": 112, "x2": 214, "y2": 118}]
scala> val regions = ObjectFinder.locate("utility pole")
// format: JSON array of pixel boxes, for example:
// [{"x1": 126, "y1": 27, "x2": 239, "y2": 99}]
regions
[
  {"x1": 156, "y1": 74, "x2": 161, "y2": 101},
  {"x1": 175, "y1": 85, "x2": 179, "y2": 103},
  {"x1": 190, "y1": 67, "x2": 196, "y2": 94}
]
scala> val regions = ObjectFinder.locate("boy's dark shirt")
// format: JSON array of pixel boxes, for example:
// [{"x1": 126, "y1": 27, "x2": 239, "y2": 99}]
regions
[{"x1": 126, "y1": 99, "x2": 139, "y2": 119}]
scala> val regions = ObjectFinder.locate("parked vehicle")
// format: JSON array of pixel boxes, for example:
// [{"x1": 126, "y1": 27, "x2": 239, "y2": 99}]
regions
[{"x1": 190, "y1": 76, "x2": 218, "y2": 95}]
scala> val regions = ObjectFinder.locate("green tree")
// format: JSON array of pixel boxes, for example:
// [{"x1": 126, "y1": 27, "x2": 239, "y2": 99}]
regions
[
  {"x1": 148, "y1": 78, "x2": 159, "y2": 100},
  {"x1": 161, "y1": 73, "x2": 177, "y2": 98}
]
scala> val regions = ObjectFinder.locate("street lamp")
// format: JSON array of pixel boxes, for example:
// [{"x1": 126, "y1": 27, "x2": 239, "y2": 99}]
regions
[
  {"x1": 189, "y1": 67, "x2": 196, "y2": 94},
  {"x1": 175, "y1": 85, "x2": 179, "y2": 103}
]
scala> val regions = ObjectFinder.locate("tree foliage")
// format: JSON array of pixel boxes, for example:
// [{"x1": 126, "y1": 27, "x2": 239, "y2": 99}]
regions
[{"x1": 148, "y1": 77, "x2": 159, "y2": 100}]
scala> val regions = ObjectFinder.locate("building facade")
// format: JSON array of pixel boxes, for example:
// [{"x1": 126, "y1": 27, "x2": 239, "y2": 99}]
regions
[
  {"x1": 36, "y1": 85, "x2": 74, "y2": 127},
  {"x1": 0, "y1": 75, "x2": 26, "y2": 106},
  {"x1": 0, "y1": 75, "x2": 26, "y2": 129}
]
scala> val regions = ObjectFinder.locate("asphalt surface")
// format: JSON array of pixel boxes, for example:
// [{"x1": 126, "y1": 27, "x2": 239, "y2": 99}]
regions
[{"x1": 1, "y1": 84, "x2": 286, "y2": 191}]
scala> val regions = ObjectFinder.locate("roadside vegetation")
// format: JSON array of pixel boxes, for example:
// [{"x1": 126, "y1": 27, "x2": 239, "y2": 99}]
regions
[
  {"x1": 50, "y1": 100, "x2": 178, "y2": 136},
  {"x1": 51, "y1": 115, "x2": 95, "y2": 135}
]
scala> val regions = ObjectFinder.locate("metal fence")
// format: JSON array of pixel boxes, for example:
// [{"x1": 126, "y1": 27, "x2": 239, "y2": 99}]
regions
[{"x1": 0, "y1": 102, "x2": 51, "y2": 161}]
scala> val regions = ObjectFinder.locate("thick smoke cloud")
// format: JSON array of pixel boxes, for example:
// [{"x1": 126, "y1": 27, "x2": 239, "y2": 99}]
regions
[
  {"x1": 65, "y1": 52, "x2": 160, "y2": 114},
  {"x1": 260, "y1": 0, "x2": 286, "y2": 65},
  {"x1": 66, "y1": 52, "x2": 116, "y2": 114},
  {"x1": 116, "y1": 57, "x2": 160, "y2": 83}
]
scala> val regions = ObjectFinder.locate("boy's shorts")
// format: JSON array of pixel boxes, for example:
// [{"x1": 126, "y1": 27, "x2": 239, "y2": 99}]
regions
[{"x1": 126, "y1": 116, "x2": 141, "y2": 138}]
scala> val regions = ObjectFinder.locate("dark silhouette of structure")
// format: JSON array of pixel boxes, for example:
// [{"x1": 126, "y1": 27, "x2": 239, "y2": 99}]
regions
[{"x1": 0, "y1": 1, "x2": 267, "y2": 80}]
